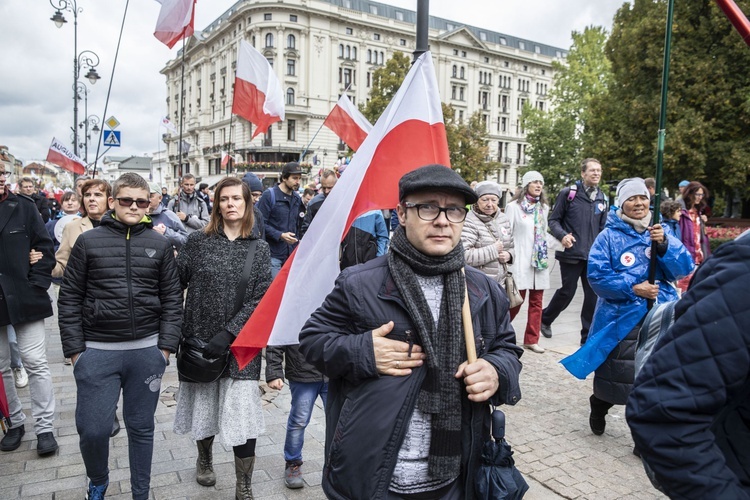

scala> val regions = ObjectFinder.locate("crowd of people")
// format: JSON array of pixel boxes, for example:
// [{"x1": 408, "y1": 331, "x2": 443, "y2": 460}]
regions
[{"x1": 0, "y1": 160, "x2": 747, "y2": 500}]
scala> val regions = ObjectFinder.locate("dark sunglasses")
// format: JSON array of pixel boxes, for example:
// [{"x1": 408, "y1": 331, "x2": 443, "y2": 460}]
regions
[{"x1": 116, "y1": 197, "x2": 150, "y2": 209}]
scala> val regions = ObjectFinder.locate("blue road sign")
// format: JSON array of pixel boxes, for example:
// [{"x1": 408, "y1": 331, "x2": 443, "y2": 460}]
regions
[{"x1": 103, "y1": 130, "x2": 121, "y2": 147}]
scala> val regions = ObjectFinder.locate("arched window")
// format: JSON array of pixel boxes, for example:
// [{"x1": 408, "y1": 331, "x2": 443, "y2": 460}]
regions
[
  {"x1": 339, "y1": 44, "x2": 344, "y2": 58},
  {"x1": 367, "y1": 49, "x2": 372, "y2": 63},
  {"x1": 286, "y1": 88, "x2": 295, "y2": 106},
  {"x1": 352, "y1": 47, "x2": 357, "y2": 60},
  {"x1": 379, "y1": 51, "x2": 384, "y2": 64},
  {"x1": 265, "y1": 33, "x2": 274, "y2": 48},
  {"x1": 452, "y1": 65, "x2": 457, "y2": 77},
  {"x1": 460, "y1": 66, "x2": 465, "y2": 79},
  {"x1": 287, "y1": 34, "x2": 296, "y2": 49},
  {"x1": 346, "y1": 45, "x2": 351, "y2": 59}
]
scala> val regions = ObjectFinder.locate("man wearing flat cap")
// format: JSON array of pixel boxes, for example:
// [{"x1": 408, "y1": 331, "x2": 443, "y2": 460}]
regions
[{"x1": 299, "y1": 164, "x2": 522, "y2": 499}]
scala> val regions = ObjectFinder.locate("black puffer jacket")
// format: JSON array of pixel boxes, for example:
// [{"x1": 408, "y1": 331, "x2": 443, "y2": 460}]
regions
[
  {"x1": 299, "y1": 257, "x2": 523, "y2": 500},
  {"x1": 58, "y1": 211, "x2": 183, "y2": 357},
  {"x1": 266, "y1": 344, "x2": 326, "y2": 383},
  {"x1": 548, "y1": 181, "x2": 608, "y2": 262},
  {"x1": 627, "y1": 233, "x2": 750, "y2": 499}
]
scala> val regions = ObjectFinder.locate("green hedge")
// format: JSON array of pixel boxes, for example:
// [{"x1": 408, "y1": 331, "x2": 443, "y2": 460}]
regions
[{"x1": 709, "y1": 238, "x2": 733, "y2": 253}]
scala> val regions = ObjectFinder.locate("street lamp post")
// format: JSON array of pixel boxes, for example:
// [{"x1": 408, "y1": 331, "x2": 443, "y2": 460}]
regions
[{"x1": 50, "y1": 0, "x2": 101, "y2": 158}]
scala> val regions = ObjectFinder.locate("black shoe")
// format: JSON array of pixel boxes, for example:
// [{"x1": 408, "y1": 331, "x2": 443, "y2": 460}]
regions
[
  {"x1": 0, "y1": 426, "x2": 25, "y2": 451},
  {"x1": 37, "y1": 432, "x2": 58, "y2": 456},
  {"x1": 589, "y1": 395, "x2": 607, "y2": 436},
  {"x1": 541, "y1": 323, "x2": 552, "y2": 339},
  {"x1": 111, "y1": 414, "x2": 120, "y2": 438}
]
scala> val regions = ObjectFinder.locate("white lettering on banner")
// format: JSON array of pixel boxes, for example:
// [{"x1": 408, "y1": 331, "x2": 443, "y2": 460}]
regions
[{"x1": 50, "y1": 138, "x2": 84, "y2": 163}]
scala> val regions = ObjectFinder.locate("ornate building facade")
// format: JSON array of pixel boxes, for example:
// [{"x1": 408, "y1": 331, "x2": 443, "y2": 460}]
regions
[{"x1": 159, "y1": 0, "x2": 565, "y2": 192}]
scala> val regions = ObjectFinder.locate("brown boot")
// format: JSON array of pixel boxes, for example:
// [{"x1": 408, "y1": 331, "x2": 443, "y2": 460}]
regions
[
  {"x1": 234, "y1": 455, "x2": 255, "y2": 500},
  {"x1": 196, "y1": 437, "x2": 216, "y2": 486}
]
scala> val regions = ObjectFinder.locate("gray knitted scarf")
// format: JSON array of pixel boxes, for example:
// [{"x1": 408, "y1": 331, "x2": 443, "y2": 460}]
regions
[{"x1": 387, "y1": 226, "x2": 466, "y2": 480}]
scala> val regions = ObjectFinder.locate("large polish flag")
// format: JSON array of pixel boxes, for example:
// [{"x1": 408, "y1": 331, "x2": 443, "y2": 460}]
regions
[
  {"x1": 46, "y1": 138, "x2": 86, "y2": 175},
  {"x1": 323, "y1": 94, "x2": 373, "y2": 151},
  {"x1": 153, "y1": 0, "x2": 196, "y2": 49},
  {"x1": 232, "y1": 52, "x2": 450, "y2": 368},
  {"x1": 232, "y1": 40, "x2": 285, "y2": 140}
]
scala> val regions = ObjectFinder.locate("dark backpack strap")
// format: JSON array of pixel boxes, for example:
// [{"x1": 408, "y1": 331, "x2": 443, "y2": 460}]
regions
[{"x1": 231, "y1": 240, "x2": 258, "y2": 317}]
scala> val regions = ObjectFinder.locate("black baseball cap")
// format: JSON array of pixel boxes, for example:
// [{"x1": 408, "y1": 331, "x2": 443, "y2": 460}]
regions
[
  {"x1": 399, "y1": 164, "x2": 478, "y2": 204},
  {"x1": 281, "y1": 162, "x2": 304, "y2": 177}
]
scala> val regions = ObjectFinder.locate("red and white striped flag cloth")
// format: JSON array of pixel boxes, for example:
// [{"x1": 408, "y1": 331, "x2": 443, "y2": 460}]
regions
[
  {"x1": 160, "y1": 116, "x2": 178, "y2": 134},
  {"x1": 153, "y1": 0, "x2": 196, "y2": 49},
  {"x1": 231, "y1": 52, "x2": 450, "y2": 367},
  {"x1": 232, "y1": 40, "x2": 285, "y2": 139},
  {"x1": 46, "y1": 137, "x2": 86, "y2": 175},
  {"x1": 323, "y1": 94, "x2": 373, "y2": 151},
  {"x1": 221, "y1": 151, "x2": 234, "y2": 167}
]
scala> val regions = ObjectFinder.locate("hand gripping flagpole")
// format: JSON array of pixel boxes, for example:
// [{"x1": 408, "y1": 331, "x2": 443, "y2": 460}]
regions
[{"x1": 647, "y1": 0, "x2": 676, "y2": 310}]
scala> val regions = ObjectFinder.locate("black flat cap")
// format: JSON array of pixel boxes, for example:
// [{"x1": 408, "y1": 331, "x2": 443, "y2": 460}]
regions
[
  {"x1": 282, "y1": 162, "x2": 303, "y2": 176},
  {"x1": 399, "y1": 164, "x2": 478, "y2": 204}
]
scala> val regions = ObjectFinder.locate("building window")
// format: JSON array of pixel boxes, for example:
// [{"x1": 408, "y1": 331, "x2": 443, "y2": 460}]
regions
[
  {"x1": 519, "y1": 41, "x2": 526, "y2": 50},
  {"x1": 290, "y1": 14, "x2": 297, "y2": 22},
  {"x1": 459, "y1": 66, "x2": 465, "y2": 79},
  {"x1": 400, "y1": 39, "x2": 406, "y2": 46},
  {"x1": 346, "y1": 45, "x2": 351, "y2": 59},
  {"x1": 373, "y1": 33, "x2": 381, "y2": 41},
  {"x1": 499, "y1": 37, "x2": 507, "y2": 45},
  {"x1": 452, "y1": 65, "x2": 457, "y2": 77},
  {"x1": 523, "y1": 64, "x2": 528, "y2": 71},
  {"x1": 378, "y1": 51, "x2": 384, "y2": 64},
  {"x1": 343, "y1": 68, "x2": 352, "y2": 86},
  {"x1": 458, "y1": 110, "x2": 464, "y2": 122},
  {"x1": 367, "y1": 49, "x2": 372, "y2": 63},
  {"x1": 265, "y1": 33, "x2": 274, "y2": 48},
  {"x1": 504, "y1": 61, "x2": 509, "y2": 68},
  {"x1": 555, "y1": 50, "x2": 563, "y2": 58},
  {"x1": 480, "y1": 32, "x2": 487, "y2": 41},
  {"x1": 370, "y1": 5, "x2": 377, "y2": 15},
  {"x1": 286, "y1": 88, "x2": 295, "y2": 105},
  {"x1": 484, "y1": 56, "x2": 490, "y2": 63},
  {"x1": 501, "y1": 117, "x2": 507, "y2": 132},
  {"x1": 264, "y1": 13, "x2": 272, "y2": 21},
  {"x1": 446, "y1": 23, "x2": 455, "y2": 31},
  {"x1": 287, "y1": 34, "x2": 296, "y2": 49},
  {"x1": 288, "y1": 120, "x2": 296, "y2": 141},
  {"x1": 451, "y1": 85, "x2": 457, "y2": 100},
  {"x1": 459, "y1": 86, "x2": 464, "y2": 101},
  {"x1": 287, "y1": 59, "x2": 295, "y2": 76},
  {"x1": 339, "y1": 44, "x2": 344, "y2": 58},
  {"x1": 343, "y1": 0, "x2": 351, "y2": 8},
  {"x1": 535, "y1": 46, "x2": 541, "y2": 54},
  {"x1": 264, "y1": 127, "x2": 272, "y2": 147},
  {"x1": 346, "y1": 27, "x2": 353, "y2": 35},
  {"x1": 352, "y1": 47, "x2": 357, "y2": 60},
  {"x1": 266, "y1": 57, "x2": 274, "y2": 68},
  {"x1": 367, "y1": 71, "x2": 371, "y2": 87},
  {"x1": 461, "y1": 50, "x2": 467, "y2": 57}
]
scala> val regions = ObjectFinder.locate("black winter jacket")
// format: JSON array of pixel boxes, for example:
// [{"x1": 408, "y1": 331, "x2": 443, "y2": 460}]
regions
[
  {"x1": 0, "y1": 193, "x2": 54, "y2": 326},
  {"x1": 299, "y1": 256, "x2": 523, "y2": 500},
  {"x1": 266, "y1": 344, "x2": 326, "y2": 384},
  {"x1": 627, "y1": 233, "x2": 750, "y2": 499},
  {"x1": 548, "y1": 181, "x2": 607, "y2": 262},
  {"x1": 58, "y1": 211, "x2": 183, "y2": 357}
]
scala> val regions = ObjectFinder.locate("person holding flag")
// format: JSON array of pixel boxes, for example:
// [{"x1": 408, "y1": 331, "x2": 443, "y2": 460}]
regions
[{"x1": 299, "y1": 165, "x2": 523, "y2": 499}]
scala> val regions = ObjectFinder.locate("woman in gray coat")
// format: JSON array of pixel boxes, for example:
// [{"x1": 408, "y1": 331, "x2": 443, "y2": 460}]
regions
[{"x1": 461, "y1": 181, "x2": 514, "y2": 284}]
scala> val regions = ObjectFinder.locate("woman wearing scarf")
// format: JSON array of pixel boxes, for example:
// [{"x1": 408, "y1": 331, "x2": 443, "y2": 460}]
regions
[
  {"x1": 505, "y1": 171, "x2": 550, "y2": 354},
  {"x1": 461, "y1": 181, "x2": 514, "y2": 286},
  {"x1": 677, "y1": 181, "x2": 710, "y2": 292},
  {"x1": 561, "y1": 178, "x2": 693, "y2": 437}
]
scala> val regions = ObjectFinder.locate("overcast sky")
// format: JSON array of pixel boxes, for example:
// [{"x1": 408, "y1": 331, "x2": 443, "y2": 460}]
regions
[{"x1": 0, "y1": 0, "x2": 626, "y2": 165}]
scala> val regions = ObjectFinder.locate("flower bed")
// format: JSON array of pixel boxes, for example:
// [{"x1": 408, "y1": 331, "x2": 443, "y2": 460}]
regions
[{"x1": 705, "y1": 226, "x2": 745, "y2": 252}]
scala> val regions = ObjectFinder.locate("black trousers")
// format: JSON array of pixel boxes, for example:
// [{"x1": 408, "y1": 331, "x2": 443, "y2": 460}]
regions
[{"x1": 541, "y1": 260, "x2": 598, "y2": 343}]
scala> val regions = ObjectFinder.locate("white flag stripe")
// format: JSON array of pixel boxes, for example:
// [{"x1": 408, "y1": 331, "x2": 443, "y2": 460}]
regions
[
  {"x1": 235, "y1": 40, "x2": 285, "y2": 120},
  {"x1": 338, "y1": 94, "x2": 373, "y2": 133}
]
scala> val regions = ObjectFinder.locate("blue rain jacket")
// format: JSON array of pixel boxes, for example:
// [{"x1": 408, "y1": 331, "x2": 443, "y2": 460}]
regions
[{"x1": 561, "y1": 209, "x2": 694, "y2": 379}]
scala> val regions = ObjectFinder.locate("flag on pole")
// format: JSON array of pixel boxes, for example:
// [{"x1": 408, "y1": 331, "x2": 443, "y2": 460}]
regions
[
  {"x1": 160, "y1": 116, "x2": 178, "y2": 134},
  {"x1": 231, "y1": 52, "x2": 450, "y2": 367},
  {"x1": 46, "y1": 137, "x2": 86, "y2": 175},
  {"x1": 323, "y1": 94, "x2": 373, "y2": 151},
  {"x1": 221, "y1": 151, "x2": 234, "y2": 167},
  {"x1": 232, "y1": 40, "x2": 285, "y2": 140},
  {"x1": 153, "y1": 0, "x2": 196, "y2": 49},
  {"x1": 180, "y1": 140, "x2": 191, "y2": 154}
]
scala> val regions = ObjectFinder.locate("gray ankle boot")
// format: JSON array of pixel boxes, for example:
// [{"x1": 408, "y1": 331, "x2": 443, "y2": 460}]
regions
[
  {"x1": 196, "y1": 437, "x2": 216, "y2": 486},
  {"x1": 234, "y1": 455, "x2": 255, "y2": 500}
]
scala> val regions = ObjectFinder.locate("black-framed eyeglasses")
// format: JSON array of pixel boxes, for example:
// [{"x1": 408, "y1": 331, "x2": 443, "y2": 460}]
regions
[
  {"x1": 0, "y1": 171, "x2": 9, "y2": 177},
  {"x1": 404, "y1": 202, "x2": 468, "y2": 223},
  {"x1": 116, "y1": 197, "x2": 150, "y2": 209}
]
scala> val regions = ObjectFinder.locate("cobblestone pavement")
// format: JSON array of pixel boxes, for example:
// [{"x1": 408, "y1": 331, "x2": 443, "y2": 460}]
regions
[{"x1": 1, "y1": 263, "x2": 665, "y2": 499}]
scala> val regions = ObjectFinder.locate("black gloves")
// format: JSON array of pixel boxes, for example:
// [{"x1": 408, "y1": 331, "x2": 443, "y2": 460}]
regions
[{"x1": 203, "y1": 330, "x2": 235, "y2": 360}]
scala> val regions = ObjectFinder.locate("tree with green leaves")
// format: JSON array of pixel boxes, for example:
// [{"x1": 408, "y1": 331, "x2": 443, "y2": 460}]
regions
[
  {"x1": 588, "y1": 0, "x2": 750, "y2": 216},
  {"x1": 522, "y1": 26, "x2": 612, "y2": 195},
  {"x1": 442, "y1": 104, "x2": 499, "y2": 182},
  {"x1": 360, "y1": 51, "x2": 411, "y2": 124}
]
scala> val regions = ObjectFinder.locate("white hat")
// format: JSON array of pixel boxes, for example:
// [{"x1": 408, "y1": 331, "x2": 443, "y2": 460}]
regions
[
  {"x1": 616, "y1": 177, "x2": 650, "y2": 206},
  {"x1": 521, "y1": 171, "x2": 544, "y2": 190}
]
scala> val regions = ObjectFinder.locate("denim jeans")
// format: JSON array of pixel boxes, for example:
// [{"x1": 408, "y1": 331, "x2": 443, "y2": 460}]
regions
[
  {"x1": 74, "y1": 346, "x2": 167, "y2": 500},
  {"x1": 0, "y1": 321, "x2": 56, "y2": 434},
  {"x1": 271, "y1": 257, "x2": 284, "y2": 278},
  {"x1": 284, "y1": 380, "x2": 328, "y2": 463}
]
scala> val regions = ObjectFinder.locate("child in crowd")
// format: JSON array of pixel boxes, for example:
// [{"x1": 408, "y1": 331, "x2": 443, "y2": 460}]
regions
[{"x1": 660, "y1": 200, "x2": 682, "y2": 241}]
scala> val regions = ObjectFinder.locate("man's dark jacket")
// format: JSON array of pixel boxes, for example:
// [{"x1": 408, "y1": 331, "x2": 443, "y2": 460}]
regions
[
  {"x1": 299, "y1": 257, "x2": 523, "y2": 500},
  {"x1": 58, "y1": 211, "x2": 183, "y2": 357},
  {"x1": 547, "y1": 181, "x2": 607, "y2": 262},
  {"x1": 300, "y1": 192, "x2": 325, "y2": 238},
  {"x1": 256, "y1": 184, "x2": 304, "y2": 262},
  {"x1": 23, "y1": 192, "x2": 51, "y2": 223},
  {"x1": 0, "y1": 192, "x2": 55, "y2": 326},
  {"x1": 627, "y1": 233, "x2": 750, "y2": 499}
]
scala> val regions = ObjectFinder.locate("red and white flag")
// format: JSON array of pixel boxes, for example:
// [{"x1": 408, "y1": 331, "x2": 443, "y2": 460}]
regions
[
  {"x1": 160, "y1": 116, "x2": 178, "y2": 134},
  {"x1": 46, "y1": 137, "x2": 86, "y2": 175},
  {"x1": 232, "y1": 40, "x2": 285, "y2": 140},
  {"x1": 323, "y1": 94, "x2": 373, "y2": 151},
  {"x1": 232, "y1": 52, "x2": 450, "y2": 367},
  {"x1": 153, "y1": 0, "x2": 196, "y2": 49},
  {"x1": 221, "y1": 151, "x2": 234, "y2": 167}
]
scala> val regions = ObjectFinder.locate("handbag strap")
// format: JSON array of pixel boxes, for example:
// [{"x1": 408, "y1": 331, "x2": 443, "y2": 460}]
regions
[{"x1": 231, "y1": 240, "x2": 258, "y2": 317}]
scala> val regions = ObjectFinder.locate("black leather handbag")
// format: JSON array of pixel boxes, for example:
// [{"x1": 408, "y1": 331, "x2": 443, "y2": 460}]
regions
[{"x1": 177, "y1": 240, "x2": 258, "y2": 383}]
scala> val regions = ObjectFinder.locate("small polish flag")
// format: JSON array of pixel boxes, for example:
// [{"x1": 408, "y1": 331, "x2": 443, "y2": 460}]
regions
[
  {"x1": 323, "y1": 94, "x2": 373, "y2": 151},
  {"x1": 231, "y1": 52, "x2": 450, "y2": 367},
  {"x1": 221, "y1": 151, "x2": 234, "y2": 167},
  {"x1": 153, "y1": 0, "x2": 196, "y2": 49},
  {"x1": 46, "y1": 138, "x2": 86, "y2": 175},
  {"x1": 232, "y1": 40, "x2": 285, "y2": 140},
  {"x1": 160, "y1": 116, "x2": 178, "y2": 134}
]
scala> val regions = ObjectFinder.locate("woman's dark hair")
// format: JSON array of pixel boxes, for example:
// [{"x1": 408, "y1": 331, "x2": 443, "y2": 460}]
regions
[
  {"x1": 683, "y1": 181, "x2": 709, "y2": 212},
  {"x1": 509, "y1": 183, "x2": 548, "y2": 206},
  {"x1": 660, "y1": 200, "x2": 682, "y2": 220},
  {"x1": 79, "y1": 179, "x2": 112, "y2": 218},
  {"x1": 205, "y1": 177, "x2": 254, "y2": 238}
]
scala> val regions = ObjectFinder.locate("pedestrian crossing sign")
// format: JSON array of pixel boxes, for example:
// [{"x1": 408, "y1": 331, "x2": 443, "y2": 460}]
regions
[{"x1": 103, "y1": 130, "x2": 121, "y2": 147}]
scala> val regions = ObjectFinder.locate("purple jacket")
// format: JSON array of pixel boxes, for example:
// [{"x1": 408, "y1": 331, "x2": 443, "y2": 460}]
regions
[{"x1": 679, "y1": 209, "x2": 711, "y2": 262}]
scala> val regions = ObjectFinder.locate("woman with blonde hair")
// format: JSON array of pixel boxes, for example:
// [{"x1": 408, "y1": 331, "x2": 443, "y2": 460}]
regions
[
  {"x1": 173, "y1": 177, "x2": 272, "y2": 499},
  {"x1": 505, "y1": 171, "x2": 550, "y2": 353}
]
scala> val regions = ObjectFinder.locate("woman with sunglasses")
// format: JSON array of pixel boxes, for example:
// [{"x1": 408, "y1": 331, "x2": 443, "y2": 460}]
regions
[
  {"x1": 173, "y1": 177, "x2": 271, "y2": 499},
  {"x1": 677, "y1": 181, "x2": 710, "y2": 292}
]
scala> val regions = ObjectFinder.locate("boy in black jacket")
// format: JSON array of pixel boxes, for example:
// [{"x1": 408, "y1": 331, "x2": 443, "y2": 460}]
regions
[{"x1": 58, "y1": 173, "x2": 183, "y2": 500}]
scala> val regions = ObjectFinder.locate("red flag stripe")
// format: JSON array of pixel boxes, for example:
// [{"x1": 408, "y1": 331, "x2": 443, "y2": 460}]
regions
[
  {"x1": 323, "y1": 104, "x2": 369, "y2": 151},
  {"x1": 232, "y1": 79, "x2": 280, "y2": 139}
]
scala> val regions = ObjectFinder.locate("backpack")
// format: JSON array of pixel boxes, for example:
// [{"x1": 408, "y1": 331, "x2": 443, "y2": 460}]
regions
[
  {"x1": 635, "y1": 301, "x2": 677, "y2": 377},
  {"x1": 340, "y1": 226, "x2": 378, "y2": 270}
]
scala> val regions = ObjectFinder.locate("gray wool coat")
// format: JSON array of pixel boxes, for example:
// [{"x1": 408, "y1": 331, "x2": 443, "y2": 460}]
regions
[
  {"x1": 461, "y1": 207, "x2": 515, "y2": 284},
  {"x1": 177, "y1": 227, "x2": 272, "y2": 379}
]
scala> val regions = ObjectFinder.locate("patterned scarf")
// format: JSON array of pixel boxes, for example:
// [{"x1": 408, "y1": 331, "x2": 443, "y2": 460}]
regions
[
  {"x1": 689, "y1": 209, "x2": 704, "y2": 264},
  {"x1": 387, "y1": 226, "x2": 466, "y2": 481},
  {"x1": 520, "y1": 194, "x2": 548, "y2": 269}
]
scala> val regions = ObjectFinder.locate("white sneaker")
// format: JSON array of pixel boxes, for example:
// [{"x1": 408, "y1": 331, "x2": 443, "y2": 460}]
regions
[
  {"x1": 523, "y1": 344, "x2": 546, "y2": 354},
  {"x1": 13, "y1": 367, "x2": 28, "y2": 388}
]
